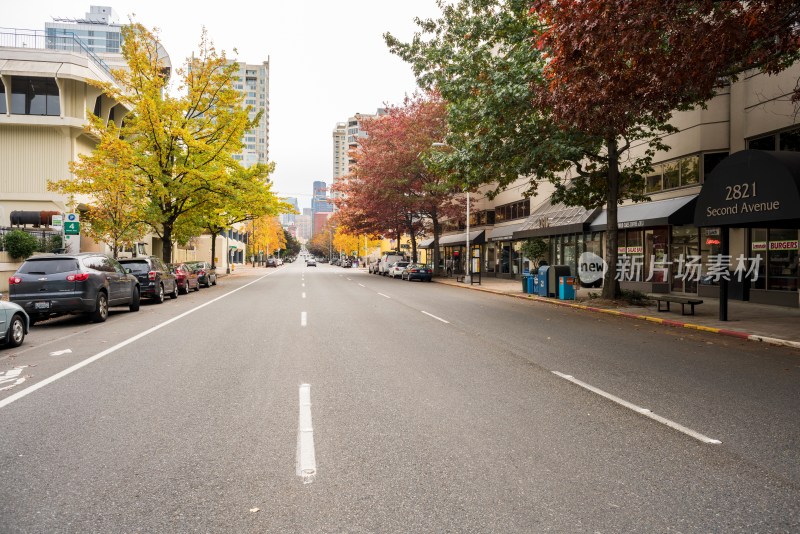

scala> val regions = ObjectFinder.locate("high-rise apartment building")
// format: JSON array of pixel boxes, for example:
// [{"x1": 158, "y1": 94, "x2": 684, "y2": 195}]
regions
[
  {"x1": 330, "y1": 109, "x2": 387, "y2": 210},
  {"x1": 281, "y1": 197, "x2": 299, "y2": 227},
  {"x1": 230, "y1": 60, "x2": 270, "y2": 168}
]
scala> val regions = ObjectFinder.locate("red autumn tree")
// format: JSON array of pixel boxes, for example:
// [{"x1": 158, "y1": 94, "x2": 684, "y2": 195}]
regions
[
  {"x1": 530, "y1": 0, "x2": 800, "y2": 298},
  {"x1": 334, "y1": 93, "x2": 463, "y2": 271}
]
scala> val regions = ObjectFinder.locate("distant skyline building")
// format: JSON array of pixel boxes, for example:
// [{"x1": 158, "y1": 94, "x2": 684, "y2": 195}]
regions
[
  {"x1": 330, "y1": 109, "x2": 386, "y2": 212},
  {"x1": 281, "y1": 197, "x2": 299, "y2": 227},
  {"x1": 230, "y1": 60, "x2": 270, "y2": 168}
]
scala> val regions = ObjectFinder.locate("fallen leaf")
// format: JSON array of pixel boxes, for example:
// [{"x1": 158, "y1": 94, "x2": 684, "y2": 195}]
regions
[{"x1": 250, "y1": 508, "x2": 260, "y2": 513}]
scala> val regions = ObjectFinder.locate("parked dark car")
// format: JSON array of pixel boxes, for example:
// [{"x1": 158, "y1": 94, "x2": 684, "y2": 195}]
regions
[
  {"x1": 168, "y1": 263, "x2": 200, "y2": 294},
  {"x1": 118, "y1": 256, "x2": 178, "y2": 303},
  {"x1": 185, "y1": 261, "x2": 217, "y2": 287},
  {"x1": 402, "y1": 264, "x2": 433, "y2": 282},
  {"x1": 8, "y1": 253, "x2": 140, "y2": 324},
  {"x1": 265, "y1": 258, "x2": 278, "y2": 267}
]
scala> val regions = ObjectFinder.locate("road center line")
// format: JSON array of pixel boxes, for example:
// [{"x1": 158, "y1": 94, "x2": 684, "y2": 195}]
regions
[
  {"x1": 358, "y1": 284, "x2": 365, "y2": 288},
  {"x1": 552, "y1": 371, "x2": 722, "y2": 444},
  {"x1": 302, "y1": 283, "x2": 305, "y2": 288},
  {"x1": 301, "y1": 312, "x2": 307, "y2": 327},
  {"x1": 378, "y1": 293, "x2": 391, "y2": 299},
  {"x1": 421, "y1": 311, "x2": 450, "y2": 324},
  {"x1": 302, "y1": 292, "x2": 306, "y2": 299},
  {"x1": 296, "y1": 383, "x2": 317, "y2": 484},
  {"x1": 0, "y1": 270, "x2": 280, "y2": 410}
]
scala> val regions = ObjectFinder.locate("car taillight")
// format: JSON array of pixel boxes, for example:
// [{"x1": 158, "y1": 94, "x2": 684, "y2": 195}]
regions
[
  {"x1": 148, "y1": 271, "x2": 157, "y2": 281},
  {"x1": 67, "y1": 273, "x2": 90, "y2": 282},
  {"x1": 198, "y1": 270, "x2": 205, "y2": 276},
  {"x1": 410, "y1": 269, "x2": 419, "y2": 273},
  {"x1": 8, "y1": 276, "x2": 22, "y2": 285}
]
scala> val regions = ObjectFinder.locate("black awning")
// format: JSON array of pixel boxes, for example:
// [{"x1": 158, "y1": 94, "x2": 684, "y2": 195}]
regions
[
  {"x1": 514, "y1": 199, "x2": 598, "y2": 239},
  {"x1": 694, "y1": 150, "x2": 800, "y2": 228},
  {"x1": 419, "y1": 238, "x2": 434, "y2": 249},
  {"x1": 590, "y1": 195, "x2": 697, "y2": 231},
  {"x1": 438, "y1": 230, "x2": 485, "y2": 246}
]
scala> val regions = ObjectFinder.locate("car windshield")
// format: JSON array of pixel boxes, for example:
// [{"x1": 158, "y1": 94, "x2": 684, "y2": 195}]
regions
[
  {"x1": 397, "y1": 262, "x2": 410, "y2": 267},
  {"x1": 119, "y1": 261, "x2": 150, "y2": 274},
  {"x1": 17, "y1": 258, "x2": 79, "y2": 275}
]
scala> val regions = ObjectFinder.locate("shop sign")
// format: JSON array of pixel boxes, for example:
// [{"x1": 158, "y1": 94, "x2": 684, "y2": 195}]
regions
[
  {"x1": 617, "y1": 247, "x2": 626, "y2": 254},
  {"x1": 768, "y1": 240, "x2": 799, "y2": 251},
  {"x1": 752, "y1": 242, "x2": 767, "y2": 251},
  {"x1": 695, "y1": 150, "x2": 800, "y2": 226},
  {"x1": 626, "y1": 246, "x2": 644, "y2": 254},
  {"x1": 578, "y1": 252, "x2": 606, "y2": 285},
  {"x1": 619, "y1": 220, "x2": 645, "y2": 229}
]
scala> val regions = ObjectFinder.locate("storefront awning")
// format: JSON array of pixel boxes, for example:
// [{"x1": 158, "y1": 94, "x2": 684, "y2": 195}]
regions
[
  {"x1": 590, "y1": 194, "x2": 697, "y2": 231},
  {"x1": 438, "y1": 230, "x2": 485, "y2": 246},
  {"x1": 694, "y1": 150, "x2": 800, "y2": 228},
  {"x1": 487, "y1": 221, "x2": 526, "y2": 242},
  {"x1": 419, "y1": 238, "x2": 434, "y2": 249},
  {"x1": 514, "y1": 199, "x2": 599, "y2": 239}
]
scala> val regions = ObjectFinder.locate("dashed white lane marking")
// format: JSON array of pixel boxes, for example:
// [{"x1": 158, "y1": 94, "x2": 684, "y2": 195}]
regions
[
  {"x1": 49, "y1": 349, "x2": 72, "y2": 357},
  {"x1": 552, "y1": 371, "x2": 722, "y2": 445},
  {"x1": 296, "y1": 383, "x2": 317, "y2": 484},
  {"x1": 0, "y1": 270, "x2": 280, "y2": 410},
  {"x1": 358, "y1": 284, "x2": 365, "y2": 288},
  {"x1": 378, "y1": 293, "x2": 391, "y2": 299},
  {"x1": 302, "y1": 283, "x2": 305, "y2": 288},
  {"x1": 302, "y1": 292, "x2": 306, "y2": 299},
  {"x1": 301, "y1": 312, "x2": 307, "y2": 327},
  {"x1": 421, "y1": 311, "x2": 450, "y2": 324}
]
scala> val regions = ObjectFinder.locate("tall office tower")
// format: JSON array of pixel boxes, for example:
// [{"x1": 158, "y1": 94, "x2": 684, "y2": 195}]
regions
[
  {"x1": 311, "y1": 181, "x2": 333, "y2": 237},
  {"x1": 331, "y1": 122, "x2": 348, "y2": 207},
  {"x1": 345, "y1": 109, "x2": 386, "y2": 171},
  {"x1": 45, "y1": 5, "x2": 172, "y2": 75},
  {"x1": 281, "y1": 197, "x2": 299, "y2": 227},
  {"x1": 230, "y1": 60, "x2": 270, "y2": 168}
]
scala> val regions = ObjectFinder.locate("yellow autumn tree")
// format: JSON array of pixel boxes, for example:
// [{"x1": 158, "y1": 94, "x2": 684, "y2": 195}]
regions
[{"x1": 247, "y1": 216, "x2": 285, "y2": 258}]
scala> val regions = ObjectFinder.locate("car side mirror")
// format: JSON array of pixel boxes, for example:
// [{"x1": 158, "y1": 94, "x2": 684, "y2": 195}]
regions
[{"x1": 125, "y1": 268, "x2": 132, "y2": 274}]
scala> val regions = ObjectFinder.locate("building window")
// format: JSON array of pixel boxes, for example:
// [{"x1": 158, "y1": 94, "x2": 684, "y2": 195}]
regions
[
  {"x1": 644, "y1": 154, "x2": 702, "y2": 193},
  {"x1": 748, "y1": 134, "x2": 777, "y2": 151},
  {"x1": 779, "y1": 127, "x2": 800, "y2": 152},
  {"x1": 11, "y1": 77, "x2": 60, "y2": 116}
]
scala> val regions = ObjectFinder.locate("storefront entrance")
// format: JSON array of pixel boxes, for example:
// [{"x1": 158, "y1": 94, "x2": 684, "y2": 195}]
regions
[{"x1": 670, "y1": 243, "x2": 700, "y2": 293}]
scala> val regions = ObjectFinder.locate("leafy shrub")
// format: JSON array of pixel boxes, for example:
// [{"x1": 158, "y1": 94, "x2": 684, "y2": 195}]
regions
[
  {"x1": 621, "y1": 289, "x2": 650, "y2": 306},
  {"x1": 4, "y1": 230, "x2": 40, "y2": 259}
]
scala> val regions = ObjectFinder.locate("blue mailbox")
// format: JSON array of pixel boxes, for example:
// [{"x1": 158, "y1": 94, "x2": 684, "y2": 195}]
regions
[{"x1": 537, "y1": 266, "x2": 550, "y2": 297}]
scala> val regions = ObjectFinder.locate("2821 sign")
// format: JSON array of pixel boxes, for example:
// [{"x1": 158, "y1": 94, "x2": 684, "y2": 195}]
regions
[{"x1": 725, "y1": 182, "x2": 757, "y2": 201}]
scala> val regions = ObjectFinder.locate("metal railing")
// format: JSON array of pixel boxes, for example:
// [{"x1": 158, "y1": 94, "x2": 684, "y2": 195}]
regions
[{"x1": 0, "y1": 27, "x2": 114, "y2": 78}]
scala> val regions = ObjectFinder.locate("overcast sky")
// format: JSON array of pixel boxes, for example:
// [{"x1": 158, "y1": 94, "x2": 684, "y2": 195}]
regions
[{"x1": 8, "y1": 1, "x2": 443, "y2": 209}]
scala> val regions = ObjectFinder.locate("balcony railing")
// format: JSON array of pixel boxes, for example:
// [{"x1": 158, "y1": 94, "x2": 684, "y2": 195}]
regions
[{"x1": 0, "y1": 27, "x2": 113, "y2": 78}]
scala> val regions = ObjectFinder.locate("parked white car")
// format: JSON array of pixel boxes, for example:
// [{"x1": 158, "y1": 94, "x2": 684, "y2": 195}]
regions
[
  {"x1": 388, "y1": 261, "x2": 411, "y2": 279},
  {"x1": 379, "y1": 254, "x2": 405, "y2": 276}
]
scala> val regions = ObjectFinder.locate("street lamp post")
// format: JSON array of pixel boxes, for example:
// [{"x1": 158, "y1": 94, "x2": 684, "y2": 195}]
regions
[{"x1": 464, "y1": 190, "x2": 471, "y2": 284}]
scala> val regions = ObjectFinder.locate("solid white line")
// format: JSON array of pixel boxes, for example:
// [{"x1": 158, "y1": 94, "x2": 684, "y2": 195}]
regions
[
  {"x1": 377, "y1": 293, "x2": 391, "y2": 299},
  {"x1": 296, "y1": 383, "x2": 317, "y2": 483},
  {"x1": 347, "y1": 278, "x2": 352, "y2": 281},
  {"x1": 0, "y1": 271, "x2": 279, "y2": 410},
  {"x1": 421, "y1": 311, "x2": 450, "y2": 324},
  {"x1": 552, "y1": 371, "x2": 722, "y2": 444},
  {"x1": 301, "y1": 312, "x2": 307, "y2": 327}
]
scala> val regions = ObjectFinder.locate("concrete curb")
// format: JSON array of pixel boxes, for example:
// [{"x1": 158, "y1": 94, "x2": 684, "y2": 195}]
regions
[{"x1": 434, "y1": 279, "x2": 800, "y2": 350}]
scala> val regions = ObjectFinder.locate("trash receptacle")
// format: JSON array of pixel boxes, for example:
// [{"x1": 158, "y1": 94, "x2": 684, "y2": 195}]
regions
[
  {"x1": 537, "y1": 266, "x2": 550, "y2": 297},
  {"x1": 548, "y1": 265, "x2": 572, "y2": 297},
  {"x1": 521, "y1": 274, "x2": 529, "y2": 292},
  {"x1": 526, "y1": 275, "x2": 536, "y2": 294},
  {"x1": 559, "y1": 276, "x2": 576, "y2": 300}
]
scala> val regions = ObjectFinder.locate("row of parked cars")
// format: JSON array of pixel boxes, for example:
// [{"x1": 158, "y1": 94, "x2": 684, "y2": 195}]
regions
[
  {"x1": 368, "y1": 254, "x2": 433, "y2": 282},
  {"x1": 1, "y1": 252, "x2": 218, "y2": 349}
]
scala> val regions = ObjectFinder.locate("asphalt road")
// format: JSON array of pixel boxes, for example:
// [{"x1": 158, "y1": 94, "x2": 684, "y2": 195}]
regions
[{"x1": 0, "y1": 262, "x2": 798, "y2": 532}]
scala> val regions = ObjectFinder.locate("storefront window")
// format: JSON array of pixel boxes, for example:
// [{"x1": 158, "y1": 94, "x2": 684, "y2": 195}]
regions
[
  {"x1": 501, "y1": 244, "x2": 511, "y2": 274},
  {"x1": 779, "y1": 127, "x2": 800, "y2": 152},
  {"x1": 646, "y1": 227, "x2": 670, "y2": 283},
  {"x1": 748, "y1": 134, "x2": 777, "y2": 151},
  {"x1": 767, "y1": 229, "x2": 798, "y2": 291},
  {"x1": 512, "y1": 241, "x2": 522, "y2": 274},
  {"x1": 625, "y1": 230, "x2": 644, "y2": 281},
  {"x1": 751, "y1": 229, "x2": 767, "y2": 290},
  {"x1": 699, "y1": 227, "x2": 722, "y2": 286}
]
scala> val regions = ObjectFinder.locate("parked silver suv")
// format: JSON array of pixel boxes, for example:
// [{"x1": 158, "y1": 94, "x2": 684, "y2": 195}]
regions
[{"x1": 8, "y1": 253, "x2": 140, "y2": 324}]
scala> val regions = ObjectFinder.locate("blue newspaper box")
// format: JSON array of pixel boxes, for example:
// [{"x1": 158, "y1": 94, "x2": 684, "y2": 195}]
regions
[
  {"x1": 559, "y1": 276, "x2": 576, "y2": 300},
  {"x1": 537, "y1": 266, "x2": 550, "y2": 297},
  {"x1": 526, "y1": 275, "x2": 535, "y2": 294}
]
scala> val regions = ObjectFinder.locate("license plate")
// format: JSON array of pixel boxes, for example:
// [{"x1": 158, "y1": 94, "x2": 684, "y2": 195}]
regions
[{"x1": 35, "y1": 301, "x2": 50, "y2": 310}]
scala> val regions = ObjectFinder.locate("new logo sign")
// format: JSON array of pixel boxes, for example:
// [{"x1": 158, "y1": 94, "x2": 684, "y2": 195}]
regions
[{"x1": 578, "y1": 252, "x2": 606, "y2": 285}]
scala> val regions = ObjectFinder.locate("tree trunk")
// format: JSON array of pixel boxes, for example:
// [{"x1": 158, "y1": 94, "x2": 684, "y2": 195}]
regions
[
  {"x1": 431, "y1": 215, "x2": 442, "y2": 276},
  {"x1": 601, "y1": 136, "x2": 622, "y2": 300},
  {"x1": 162, "y1": 223, "x2": 173, "y2": 264}
]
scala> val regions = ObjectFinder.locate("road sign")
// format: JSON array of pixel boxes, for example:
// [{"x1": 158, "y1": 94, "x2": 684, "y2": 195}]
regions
[
  {"x1": 51, "y1": 214, "x2": 63, "y2": 230},
  {"x1": 64, "y1": 221, "x2": 80, "y2": 235}
]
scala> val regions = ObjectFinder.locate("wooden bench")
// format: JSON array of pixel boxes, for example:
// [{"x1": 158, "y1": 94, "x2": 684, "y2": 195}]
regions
[
  {"x1": 456, "y1": 274, "x2": 465, "y2": 283},
  {"x1": 647, "y1": 294, "x2": 703, "y2": 316}
]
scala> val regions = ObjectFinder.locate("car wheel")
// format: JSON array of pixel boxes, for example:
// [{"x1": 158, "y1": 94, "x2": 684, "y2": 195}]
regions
[
  {"x1": 155, "y1": 284, "x2": 165, "y2": 304},
  {"x1": 194, "y1": 282, "x2": 200, "y2": 292},
  {"x1": 170, "y1": 282, "x2": 179, "y2": 299},
  {"x1": 211, "y1": 276, "x2": 217, "y2": 286},
  {"x1": 91, "y1": 291, "x2": 109, "y2": 323},
  {"x1": 7, "y1": 315, "x2": 25, "y2": 347},
  {"x1": 180, "y1": 282, "x2": 189, "y2": 295},
  {"x1": 129, "y1": 286, "x2": 141, "y2": 312}
]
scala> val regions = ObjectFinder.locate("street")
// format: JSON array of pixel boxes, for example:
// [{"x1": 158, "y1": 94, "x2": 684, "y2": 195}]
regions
[{"x1": 1, "y1": 262, "x2": 798, "y2": 532}]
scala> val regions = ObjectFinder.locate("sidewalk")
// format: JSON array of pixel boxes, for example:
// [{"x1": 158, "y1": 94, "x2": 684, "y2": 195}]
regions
[{"x1": 433, "y1": 275, "x2": 800, "y2": 349}]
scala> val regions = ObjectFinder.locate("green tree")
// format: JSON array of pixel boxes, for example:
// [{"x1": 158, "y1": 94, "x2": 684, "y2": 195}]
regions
[
  {"x1": 3, "y1": 230, "x2": 40, "y2": 260},
  {"x1": 49, "y1": 117, "x2": 148, "y2": 258},
  {"x1": 93, "y1": 24, "x2": 258, "y2": 263}
]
